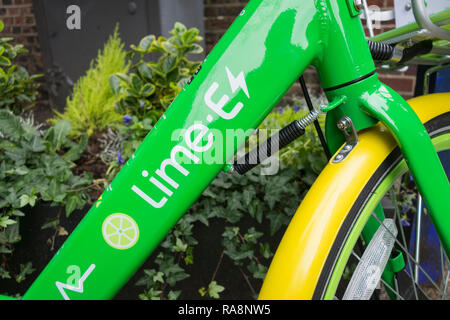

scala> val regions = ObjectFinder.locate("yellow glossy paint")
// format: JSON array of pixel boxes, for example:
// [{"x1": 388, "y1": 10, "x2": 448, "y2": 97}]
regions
[{"x1": 258, "y1": 93, "x2": 450, "y2": 300}]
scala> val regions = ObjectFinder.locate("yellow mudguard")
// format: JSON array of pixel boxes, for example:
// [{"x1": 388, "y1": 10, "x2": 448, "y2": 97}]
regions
[{"x1": 258, "y1": 93, "x2": 450, "y2": 299}]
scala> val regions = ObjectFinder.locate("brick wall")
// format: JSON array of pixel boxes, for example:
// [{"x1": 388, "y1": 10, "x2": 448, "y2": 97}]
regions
[
  {"x1": 0, "y1": 0, "x2": 43, "y2": 75},
  {"x1": 0, "y1": 0, "x2": 48, "y2": 121},
  {"x1": 204, "y1": 0, "x2": 418, "y2": 101}
]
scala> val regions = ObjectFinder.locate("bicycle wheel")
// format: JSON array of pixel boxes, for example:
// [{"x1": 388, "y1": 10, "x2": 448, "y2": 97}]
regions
[{"x1": 259, "y1": 93, "x2": 450, "y2": 300}]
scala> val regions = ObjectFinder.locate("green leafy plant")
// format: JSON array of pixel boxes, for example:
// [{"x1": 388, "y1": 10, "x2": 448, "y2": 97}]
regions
[
  {"x1": 134, "y1": 166, "x2": 304, "y2": 300},
  {"x1": 199, "y1": 281, "x2": 225, "y2": 299},
  {"x1": 105, "y1": 23, "x2": 204, "y2": 179},
  {"x1": 51, "y1": 25, "x2": 130, "y2": 138},
  {"x1": 0, "y1": 110, "x2": 92, "y2": 255},
  {"x1": 110, "y1": 22, "x2": 203, "y2": 123},
  {"x1": 0, "y1": 20, "x2": 42, "y2": 115},
  {"x1": 14, "y1": 262, "x2": 35, "y2": 283}
]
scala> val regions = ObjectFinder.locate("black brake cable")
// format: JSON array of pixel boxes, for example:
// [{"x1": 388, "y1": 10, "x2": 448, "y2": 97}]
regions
[{"x1": 298, "y1": 75, "x2": 332, "y2": 160}]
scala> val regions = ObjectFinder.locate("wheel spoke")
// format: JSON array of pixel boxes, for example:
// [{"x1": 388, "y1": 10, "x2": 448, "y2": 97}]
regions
[
  {"x1": 371, "y1": 210, "x2": 445, "y2": 297},
  {"x1": 441, "y1": 245, "x2": 449, "y2": 300},
  {"x1": 414, "y1": 194, "x2": 423, "y2": 284},
  {"x1": 388, "y1": 188, "x2": 419, "y2": 299}
]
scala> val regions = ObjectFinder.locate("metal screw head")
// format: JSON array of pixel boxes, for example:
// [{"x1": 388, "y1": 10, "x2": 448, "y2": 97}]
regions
[
  {"x1": 337, "y1": 118, "x2": 350, "y2": 130},
  {"x1": 353, "y1": 0, "x2": 364, "y2": 11},
  {"x1": 335, "y1": 154, "x2": 344, "y2": 161}
]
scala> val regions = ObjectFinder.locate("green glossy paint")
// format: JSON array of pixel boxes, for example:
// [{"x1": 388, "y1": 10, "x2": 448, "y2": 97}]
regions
[
  {"x1": 360, "y1": 83, "x2": 450, "y2": 254},
  {"x1": 23, "y1": 0, "x2": 328, "y2": 300},
  {"x1": 5, "y1": 0, "x2": 446, "y2": 299}
]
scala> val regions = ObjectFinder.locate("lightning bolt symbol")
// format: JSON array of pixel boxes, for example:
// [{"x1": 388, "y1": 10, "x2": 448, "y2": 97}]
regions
[{"x1": 225, "y1": 67, "x2": 250, "y2": 98}]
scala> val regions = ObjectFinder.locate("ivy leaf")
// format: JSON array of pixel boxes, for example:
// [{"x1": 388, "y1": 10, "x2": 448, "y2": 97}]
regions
[
  {"x1": 19, "y1": 194, "x2": 29, "y2": 207},
  {"x1": 41, "y1": 217, "x2": 60, "y2": 230},
  {"x1": 0, "y1": 110, "x2": 24, "y2": 139},
  {"x1": 152, "y1": 271, "x2": 164, "y2": 284},
  {"x1": 259, "y1": 242, "x2": 273, "y2": 259},
  {"x1": 5, "y1": 222, "x2": 21, "y2": 244},
  {"x1": 0, "y1": 245, "x2": 12, "y2": 254},
  {"x1": 51, "y1": 120, "x2": 72, "y2": 150},
  {"x1": 266, "y1": 212, "x2": 290, "y2": 236},
  {"x1": 15, "y1": 262, "x2": 35, "y2": 283},
  {"x1": 208, "y1": 281, "x2": 225, "y2": 299},
  {"x1": 0, "y1": 216, "x2": 17, "y2": 228},
  {"x1": 47, "y1": 179, "x2": 60, "y2": 200},
  {"x1": 63, "y1": 134, "x2": 87, "y2": 162},
  {"x1": 29, "y1": 135, "x2": 46, "y2": 152},
  {"x1": 0, "y1": 267, "x2": 11, "y2": 279},
  {"x1": 168, "y1": 290, "x2": 181, "y2": 300},
  {"x1": 242, "y1": 188, "x2": 256, "y2": 206},
  {"x1": 174, "y1": 237, "x2": 188, "y2": 252},
  {"x1": 247, "y1": 262, "x2": 267, "y2": 279},
  {"x1": 65, "y1": 194, "x2": 79, "y2": 217},
  {"x1": 198, "y1": 287, "x2": 206, "y2": 297},
  {"x1": 12, "y1": 210, "x2": 25, "y2": 217},
  {"x1": 184, "y1": 247, "x2": 194, "y2": 265}
]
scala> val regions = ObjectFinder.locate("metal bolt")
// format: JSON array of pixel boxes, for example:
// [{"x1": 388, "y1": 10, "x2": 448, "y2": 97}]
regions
[
  {"x1": 405, "y1": 2, "x2": 412, "y2": 11},
  {"x1": 335, "y1": 154, "x2": 344, "y2": 161},
  {"x1": 354, "y1": 0, "x2": 364, "y2": 11},
  {"x1": 337, "y1": 119, "x2": 350, "y2": 131},
  {"x1": 344, "y1": 145, "x2": 353, "y2": 151}
]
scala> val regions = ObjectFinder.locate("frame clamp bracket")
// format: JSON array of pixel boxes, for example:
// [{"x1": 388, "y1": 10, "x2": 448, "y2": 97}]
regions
[{"x1": 332, "y1": 116, "x2": 359, "y2": 163}]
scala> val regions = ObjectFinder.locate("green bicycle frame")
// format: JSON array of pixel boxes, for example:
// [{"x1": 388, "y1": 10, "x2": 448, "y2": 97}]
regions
[{"x1": 5, "y1": 0, "x2": 448, "y2": 300}]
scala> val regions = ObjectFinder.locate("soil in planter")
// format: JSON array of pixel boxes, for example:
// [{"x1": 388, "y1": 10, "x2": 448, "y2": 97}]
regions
[{"x1": 72, "y1": 131, "x2": 110, "y2": 201}]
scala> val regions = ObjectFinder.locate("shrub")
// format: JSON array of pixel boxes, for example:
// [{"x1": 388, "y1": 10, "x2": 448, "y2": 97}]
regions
[
  {"x1": 136, "y1": 167, "x2": 303, "y2": 300},
  {"x1": 105, "y1": 22, "x2": 204, "y2": 179},
  {"x1": 0, "y1": 110, "x2": 92, "y2": 258},
  {"x1": 109, "y1": 22, "x2": 203, "y2": 123},
  {"x1": 0, "y1": 20, "x2": 42, "y2": 115},
  {"x1": 51, "y1": 25, "x2": 130, "y2": 138}
]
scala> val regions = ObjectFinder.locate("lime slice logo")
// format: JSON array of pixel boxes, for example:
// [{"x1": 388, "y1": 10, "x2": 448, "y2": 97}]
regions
[{"x1": 102, "y1": 214, "x2": 139, "y2": 250}]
